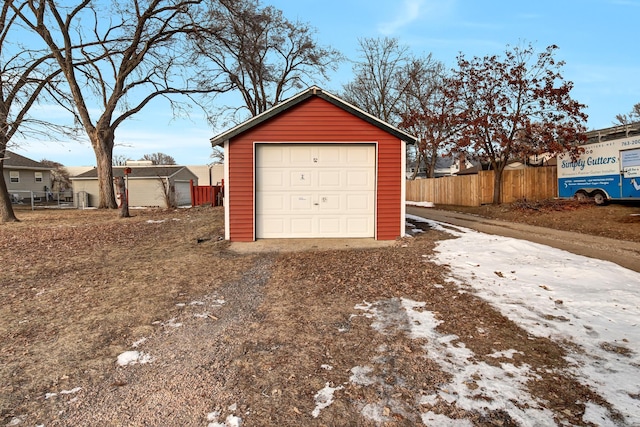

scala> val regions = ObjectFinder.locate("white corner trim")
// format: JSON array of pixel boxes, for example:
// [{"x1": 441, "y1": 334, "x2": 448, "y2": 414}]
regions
[
  {"x1": 401, "y1": 140, "x2": 407, "y2": 237},
  {"x1": 224, "y1": 140, "x2": 230, "y2": 240}
]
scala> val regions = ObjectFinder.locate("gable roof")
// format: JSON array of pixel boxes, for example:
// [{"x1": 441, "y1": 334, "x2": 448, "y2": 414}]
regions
[
  {"x1": 71, "y1": 166, "x2": 196, "y2": 180},
  {"x1": 1, "y1": 151, "x2": 53, "y2": 170},
  {"x1": 210, "y1": 86, "x2": 418, "y2": 146}
]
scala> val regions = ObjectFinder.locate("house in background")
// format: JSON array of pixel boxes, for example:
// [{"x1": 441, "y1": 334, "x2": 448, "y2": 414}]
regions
[
  {"x1": 434, "y1": 156, "x2": 476, "y2": 177},
  {"x1": 2, "y1": 151, "x2": 53, "y2": 202},
  {"x1": 66, "y1": 166, "x2": 95, "y2": 178},
  {"x1": 186, "y1": 164, "x2": 224, "y2": 186},
  {"x1": 70, "y1": 163, "x2": 198, "y2": 208},
  {"x1": 407, "y1": 155, "x2": 475, "y2": 179},
  {"x1": 211, "y1": 86, "x2": 417, "y2": 242}
]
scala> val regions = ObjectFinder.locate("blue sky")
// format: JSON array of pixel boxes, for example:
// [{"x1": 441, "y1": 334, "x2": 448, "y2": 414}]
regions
[{"x1": 14, "y1": 0, "x2": 640, "y2": 166}]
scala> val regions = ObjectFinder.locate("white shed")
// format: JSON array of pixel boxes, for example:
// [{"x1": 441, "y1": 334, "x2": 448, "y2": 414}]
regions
[{"x1": 71, "y1": 165, "x2": 198, "y2": 208}]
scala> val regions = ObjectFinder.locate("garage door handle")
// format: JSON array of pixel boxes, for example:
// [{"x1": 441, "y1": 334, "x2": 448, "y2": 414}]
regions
[{"x1": 314, "y1": 203, "x2": 319, "y2": 205}]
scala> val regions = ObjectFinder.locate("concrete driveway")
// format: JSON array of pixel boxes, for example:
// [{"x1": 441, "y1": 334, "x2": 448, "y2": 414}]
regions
[{"x1": 229, "y1": 238, "x2": 396, "y2": 253}]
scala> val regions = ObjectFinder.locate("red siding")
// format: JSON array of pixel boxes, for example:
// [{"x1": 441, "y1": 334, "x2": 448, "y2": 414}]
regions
[{"x1": 228, "y1": 97, "x2": 403, "y2": 241}]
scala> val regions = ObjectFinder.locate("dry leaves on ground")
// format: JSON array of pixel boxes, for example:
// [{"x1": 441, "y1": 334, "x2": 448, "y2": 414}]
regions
[{"x1": 0, "y1": 204, "x2": 631, "y2": 426}]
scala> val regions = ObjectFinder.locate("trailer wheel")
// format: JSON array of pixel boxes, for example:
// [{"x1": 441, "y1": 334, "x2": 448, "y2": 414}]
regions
[
  {"x1": 574, "y1": 190, "x2": 588, "y2": 201},
  {"x1": 593, "y1": 191, "x2": 607, "y2": 206}
]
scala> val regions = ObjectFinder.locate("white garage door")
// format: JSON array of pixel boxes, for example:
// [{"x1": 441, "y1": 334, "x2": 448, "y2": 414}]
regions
[
  {"x1": 256, "y1": 144, "x2": 375, "y2": 238},
  {"x1": 175, "y1": 181, "x2": 192, "y2": 206}
]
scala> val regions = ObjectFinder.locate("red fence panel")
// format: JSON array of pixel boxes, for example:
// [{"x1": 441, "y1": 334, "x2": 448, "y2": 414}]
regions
[{"x1": 190, "y1": 180, "x2": 223, "y2": 206}]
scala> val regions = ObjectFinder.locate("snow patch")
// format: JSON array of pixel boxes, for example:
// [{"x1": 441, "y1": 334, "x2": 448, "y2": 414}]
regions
[
  {"x1": 117, "y1": 350, "x2": 153, "y2": 366},
  {"x1": 406, "y1": 201, "x2": 435, "y2": 208},
  {"x1": 357, "y1": 298, "x2": 557, "y2": 424},
  {"x1": 421, "y1": 411, "x2": 474, "y2": 426},
  {"x1": 163, "y1": 318, "x2": 183, "y2": 328},
  {"x1": 207, "y1": 409, "x2": 242, "y2": 427},
  {"x1": 311, "y1": 383, "x2": 344, "y2": 418},
  {"x1": 414, "y1": 214, "x2": 640, "y2": 425},
  {"x1": 349, "y1": 366, "x2": 376, "y2": 386},
  {"x1": 60, "y1": 386, "x2": 82, "y2": 395},
  {"x1": 132, "y1": 337, "x2": 147, "y2": 348}
]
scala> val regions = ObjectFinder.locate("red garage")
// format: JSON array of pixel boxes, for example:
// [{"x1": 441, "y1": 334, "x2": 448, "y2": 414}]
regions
[{"x1": 210, "y1": 86, "x2": 417, "y2": 242}]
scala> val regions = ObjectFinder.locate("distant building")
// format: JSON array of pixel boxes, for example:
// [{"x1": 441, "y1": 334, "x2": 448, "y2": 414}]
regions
[
  {"x1": 2, "y1": 151, "x2": 53, "y2": 202},
  {"x1": 71, "y1": 165, "x2": 198, "y2": 208}
]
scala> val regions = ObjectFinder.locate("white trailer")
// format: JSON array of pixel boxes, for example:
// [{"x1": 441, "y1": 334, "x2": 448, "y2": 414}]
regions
[{"x1": 558, "y1": 135, "x2": 640, "y2": 204}]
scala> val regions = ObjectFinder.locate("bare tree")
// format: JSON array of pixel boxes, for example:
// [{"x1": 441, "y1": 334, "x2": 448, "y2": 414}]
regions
[
  {"x1": 210, "y1": 146, "x2": 224, "y2": 164},
  {"x1": 397, "y1": 56, "x2": 460, "y2": 178},
  {"x1": 112, "y1": 154, "x2": 131, "y2": 166},
  {"x1": 615, "y1": 102, "x2": 640, "y2": 126},
  {"x1": 157, "y1": 176, "x2": 176, "y2": 208},
  {"x1": 0, "y1": 0, "x2": 68, "y2": 222},
  {"x1": 16, "y1": 0, "x2": 232, "y2": 208},
  {"x1": 140, "y1": 152, "x2": 176, "y2": 165},
  {"x1": 40, "y1": 159, "x2": 71, "y2": 191},
  {"x1": 452, "y1": 43, "x2": 588, "y2": 204},
  {"x1": 341, "y1": 37, "x2": 411, "y2": 124},
  {"x1": 195, "y1": 0, "x2": 342, "y2": 122}
]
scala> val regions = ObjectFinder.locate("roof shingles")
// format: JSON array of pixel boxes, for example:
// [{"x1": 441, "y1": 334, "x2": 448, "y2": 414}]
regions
[{"x1": 2, "y1": 151, "x2": 52, "y2": 169}]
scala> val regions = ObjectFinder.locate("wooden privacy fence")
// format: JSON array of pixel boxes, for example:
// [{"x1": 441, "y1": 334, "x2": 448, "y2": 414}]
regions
[
  {"x1": 190, "y1": 180, "x2": 223, "y2": 206},
  {"x1": 406, "y1": 167, "x2": 558, "y2": 206}
]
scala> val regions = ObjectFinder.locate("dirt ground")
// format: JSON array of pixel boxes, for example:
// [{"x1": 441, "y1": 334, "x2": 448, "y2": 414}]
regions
[
  {"x1": 0, "y1": 201, "x2": 637, "y2": 426},
  {"x1": 433, "y1": 199, "x2": 640, "y2": 243}
]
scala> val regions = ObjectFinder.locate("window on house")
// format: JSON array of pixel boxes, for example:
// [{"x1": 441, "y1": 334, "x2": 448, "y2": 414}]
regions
[
  {"x1": 35, "y1": 172, "x2": 43, "y2": 182},
  {"x1": 10, "y1": 171, "x2": 19, "y2": 183}
]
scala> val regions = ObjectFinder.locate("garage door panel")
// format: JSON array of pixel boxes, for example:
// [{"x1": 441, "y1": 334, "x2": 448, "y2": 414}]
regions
[
  {"x1": 318, "y1": 217, "x2": 341, "y2": 234},
  {"x1": 256, "y1": 193, "x2": 287, "y2": 211},
  {"x1": 346, "y1": 217, "x2": 372, "y2": 234},
  {"x1": 347, "y1": 145, "x2": 374, "y2": 165},
  {"x1": 289, "y1": 170, "x2": 314, "y2": 187},
  {"x1": 256, "y1": 144, "x2": 375, "y2": 238},
  {"x1": 291, "y1": 217, "x2": 313, "y2": 234},
  {"x1": 258, "y1": 170, "x2": 286, "y2": 190},
  {"x1": 318, "y1": 170, "x2": 342, "y2": 187},
  {"x1": 260, "y1": 218, "x2": 285, "y2": 235},
  {"x1": 345, "y1": 170, "x2": 374, "y2": 189},
  {"x1": 291, "y1": 195, "x2": 314, "y2": 211},
  {"x1": 318, "y1": 146, "x2": 341, "y2": 163},
  {"x1": 290, "y1": 146, "x2": 315, "y2": 164},
  {"x1": 317, "y1": 194, "x2": 341, "y2": 211},
  {"x1": 346, "y1": 193, "x2": 373, "y2": 211},
  {"x1": 260, "y1": 147, "x2": 286, "y2": 165}
]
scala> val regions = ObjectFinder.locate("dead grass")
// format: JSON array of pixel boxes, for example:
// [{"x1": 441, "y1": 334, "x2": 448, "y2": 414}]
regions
[
  {"x1": 1, "y1": 207, "x2": 256, "y2": 423},
  {"x1": 0, "y1": 205, "x2": 627, "y2": 425}
]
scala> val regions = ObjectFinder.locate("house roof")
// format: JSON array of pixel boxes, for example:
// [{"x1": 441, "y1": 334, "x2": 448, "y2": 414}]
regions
[
  {"x1": 1, "y1": 151, "x2": 53, "y2": 170},
  {"x1": 585, "y1": 121, "x2": 640, "y2": 143},
  {"x1": 71, "y1": 166, "x2": 196, "y2": 180},
  {"x1": 455, "y1": 159, "x2": 539, "y2": 175},
  {"x1": 210, "y1": 86, "x2": 418, "y2": 146}
]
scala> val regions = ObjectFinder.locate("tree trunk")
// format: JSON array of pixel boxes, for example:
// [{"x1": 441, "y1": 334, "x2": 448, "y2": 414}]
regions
[
  {"x1": 427, "y1": 152, "x2": 438, "y2": 178},
  {"x1": 492, "y1": 166, "x2": 505, "y2": 205},
  {"x1": 90, "y1": 128, "x2": 117, "y2": 209},
  {"x1": 0, "y1": 164, "x2": 19, "y2": 223},
  {"x1": 115, "y1": 176, "x2": 130, "y2": 218},
  {"x1": 410, "y1": 151, "x2": 422, "y2": 180},
  {"x1": 0, "y1": 145, "x2": 19, "y2": 223}
]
